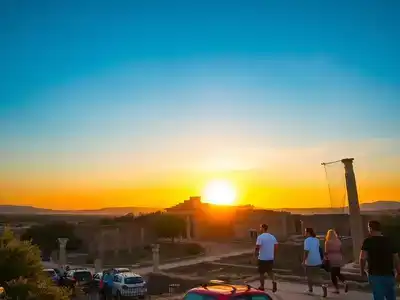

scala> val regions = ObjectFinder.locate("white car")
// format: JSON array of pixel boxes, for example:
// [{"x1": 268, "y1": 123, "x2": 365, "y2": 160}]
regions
[
  {"x1": 111, "y1": 267, "x2": 131, "y2": 274},
  {"x1": 112, "y1": 272, "x2": 147, "y2": 299}
]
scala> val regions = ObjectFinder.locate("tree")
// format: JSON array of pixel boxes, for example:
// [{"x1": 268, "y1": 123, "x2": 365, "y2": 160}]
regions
[
  {"x1": 153, "y1": 214, "x2": 186, "y2": 242},
  {"x1": 0, "y1": 229, "x2": 70, "y2": 299},
  {"x1": 20, "y1": 222, "x2": 82, "y2": 258}
]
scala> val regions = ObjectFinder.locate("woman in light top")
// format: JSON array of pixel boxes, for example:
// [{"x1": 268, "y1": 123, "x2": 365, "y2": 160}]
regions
[{"x1": 324, "y1": 229, "x2": 348, "y2": 294}]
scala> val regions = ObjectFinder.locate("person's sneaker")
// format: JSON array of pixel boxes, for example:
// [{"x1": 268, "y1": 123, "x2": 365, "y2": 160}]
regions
[
  {"x1": 344, "y1": 282, "x2": 349, "y2": 293},
  {"x1": 322, "y1": 285, "x2": 328, "y2": 298},
  {"x1": 304, "y1": 289, "x2": 313, "y2": 295},
  {"x1": 272, "y1": 281, "x2": 277, "y2": 293}
]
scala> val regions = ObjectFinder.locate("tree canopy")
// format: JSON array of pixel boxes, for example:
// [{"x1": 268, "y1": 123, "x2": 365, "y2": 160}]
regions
[
  {"x1": 153, "y1": 214, "x2": 186, "y2": 242},
  {"x1": 0, "y1": 229, "x2": 70, "y2": 300},
  {"x1": 20, "y1": 222, "x2": 82, "y2": 258}
]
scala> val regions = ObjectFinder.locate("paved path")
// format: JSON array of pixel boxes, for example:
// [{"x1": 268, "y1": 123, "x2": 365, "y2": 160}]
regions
[
  {"x1": 247, "y1": 280, "x2": 395, "y2": 300},
  {"x1": 42, "y1": 248, "x2": 254, "y2": 274}
]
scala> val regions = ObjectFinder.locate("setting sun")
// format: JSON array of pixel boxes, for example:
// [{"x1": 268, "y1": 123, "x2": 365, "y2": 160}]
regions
[{"x1": 203, "y1": 179, "x2": 237, "y2": 205}]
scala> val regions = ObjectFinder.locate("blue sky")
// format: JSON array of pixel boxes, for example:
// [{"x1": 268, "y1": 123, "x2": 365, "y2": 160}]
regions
[{"x1": 1, "y1": 0, "x2": 400, "y2": 207}]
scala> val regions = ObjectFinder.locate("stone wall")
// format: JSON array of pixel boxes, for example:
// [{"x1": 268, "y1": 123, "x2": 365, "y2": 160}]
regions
[
  {"x1": 296, "y1": 214, "x2": 378, "y2": 237},
  {"x1": 75, "y1": 223, "x2": 156, "y2": 257},
  {"x1": 233, "y1": 210, "x2": 292, "y2": 241}
]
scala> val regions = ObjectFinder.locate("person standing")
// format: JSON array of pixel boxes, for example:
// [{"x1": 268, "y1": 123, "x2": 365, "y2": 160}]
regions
[
  {"x1": 359, "y1": 220, "x2": 400, "y2": 300},
  {"x1": 303, "y1": 227, "x2": 327, "y2": 297},
  {"x1": 254, "y1": 223, "x2": 278, "y2": 292},
  {"x1": 102, "y1": 270, "x2": 114, "y2": 300},
  {"x1": 324, "y1": 229, "x2": 348, "y2": 294}
]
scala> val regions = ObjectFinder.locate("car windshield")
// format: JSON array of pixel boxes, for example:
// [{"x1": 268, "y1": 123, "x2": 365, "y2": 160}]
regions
[
  {"x1": 74, "y1": 271, "x2": 91, "y2": 280},
  {"x1": 184, "y1": 293, "x2": 217, "y2": 300},
  {"x1": 45, "y1": 270, "x2": 56, "y2": 277},
  {"x1": 124, "y1": 277, "x2": 144, "y2": 284}
]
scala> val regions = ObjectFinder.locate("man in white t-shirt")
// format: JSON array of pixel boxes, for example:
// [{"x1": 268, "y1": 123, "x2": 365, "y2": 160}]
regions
[{"x1": 255, "y1": 223, "x2": 278, "y2": 292}]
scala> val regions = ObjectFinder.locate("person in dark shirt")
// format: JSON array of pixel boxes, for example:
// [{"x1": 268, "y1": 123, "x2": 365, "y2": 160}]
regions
[{"x1": 359, "y1": 220, "x2": 400, "y2": 300}]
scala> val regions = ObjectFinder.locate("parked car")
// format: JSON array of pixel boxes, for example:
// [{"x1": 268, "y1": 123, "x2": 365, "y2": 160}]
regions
[
  {"x1": 111, "y1": 267, "x2": 131, "y2": 274},
  {"x1": 93, "y1": 272, "x2": 103, "y2": 288},
  {"x1": 184, "y1": 281, "x2": 273, "y2": 300},
  {"x1": 43, "y1": 268, "x2": 60, "y2": 285},
  {"x1": 112, "y1": 272, "x2": 147, "y2": 300},
  {"x1": 61, "y1": 268, "x2": 93, "y2": 289}
]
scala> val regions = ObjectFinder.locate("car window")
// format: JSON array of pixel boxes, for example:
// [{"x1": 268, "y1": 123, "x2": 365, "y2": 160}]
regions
[
  {"x1": 124, "y1": 277, "x2": 144, "y2": 284},
  {"x1": 184, "y1": 292, "x2": 218, "y2": 300},
  {"x1": 93, "y1": 274, "x2": 99, "y2": 280},
  {"x1": 113, "y1": 275, "x2": 121, "y2": 282},
  {"x1": 233, "y1": 295, "x2": 272, "y2": 300},
  {"x1": 73, "y1": 271, "x2": 92, "y2": 280}
]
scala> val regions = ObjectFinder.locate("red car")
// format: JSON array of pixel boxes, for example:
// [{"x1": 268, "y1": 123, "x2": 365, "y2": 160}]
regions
[{"x1": 184, "y1": 281, "x2": 273, "y2": 300}]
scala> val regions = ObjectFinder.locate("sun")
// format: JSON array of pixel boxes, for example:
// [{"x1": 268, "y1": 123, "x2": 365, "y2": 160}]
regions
[{"x1": 203, "y1": 179, "x2": 237, "y2": 205}]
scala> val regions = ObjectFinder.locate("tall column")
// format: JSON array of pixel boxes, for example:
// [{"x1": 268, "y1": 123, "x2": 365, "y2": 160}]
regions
[
  {"x1": 140, "y1": 227, "x2": 145, "y2": 245},
  {"x1": 94, "y1": 258, "x2": 103, "y2": 273},
  {"x1": 57, "y1": 238, "x2": 69, "y2": 267},
  {"x1": 186, "y1": 215, "x2": 191, "y2": 240},
  {"x1": 98, "y1": 231, "x2": 105, "y2": 263},
  {"x1": 114, "y1": 228, "x2": 120, "y2": 257},
  {"x1": 152, "y1": 244, "x2": 160, "y2": 273},
  {"x1": 342, "y1": 158, "x2": 364, "y2": 262}
]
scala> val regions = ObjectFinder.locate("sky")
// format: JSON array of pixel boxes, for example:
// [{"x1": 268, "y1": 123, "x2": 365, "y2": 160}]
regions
[{"x1": 1, "y1": 0, "x2": 399, "y2": 210}]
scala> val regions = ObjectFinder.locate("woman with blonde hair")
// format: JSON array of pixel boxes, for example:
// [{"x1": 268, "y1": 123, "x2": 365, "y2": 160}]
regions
[{"x1": 324, "y1": 229, "x2": 348, "y2": 294}]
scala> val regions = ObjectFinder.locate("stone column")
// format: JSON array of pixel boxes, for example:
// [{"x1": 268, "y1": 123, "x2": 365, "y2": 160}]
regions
[
  {"x1": 186, "y1": 215, "x2": 191, "y2": 240},
  {"x1": 342, "y1": 158, "x2": 364, "y2": 262},
  {"x1": 280, "y1": 214, "x2": 288, "y2": 240},
  {"x1": 152, "y1": 244, "x2": 160, "y2": 273},
  {"x1": 98, "y1": 231, "x2": 105, "y2": 263},
  {"x1": 300, "y1": 220, "x2": 305, "y2": 235},
  {"x1": 140, "y1": 227, "x2": 145, "y2": 244},
  {"x1": 57, "y1": 238, "x2": 69, "y2": 267},
  {"x1": 94, "y1": 258, "x2": 103, "y2": 273},
  {"x1": 114, "y1": 228, "x2": 120, "y2": 257}
]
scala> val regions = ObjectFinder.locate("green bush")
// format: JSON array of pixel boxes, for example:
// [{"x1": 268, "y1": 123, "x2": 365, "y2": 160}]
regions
[
  {"x1": 0, "y1": 229, "x2": 70, "y2": 300},
  {"x1": 185, "y1": 243, "x2": 204, "y2": 256}
]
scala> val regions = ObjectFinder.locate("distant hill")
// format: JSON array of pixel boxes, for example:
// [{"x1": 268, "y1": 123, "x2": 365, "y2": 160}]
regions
[
  {"x1": 279, "y1": 201, "x2": 400, "y2": 215},
  {"x1": 1, "y1": 200, "x2": 399, "y2": 216},
  {"x1": 0, "y1": 205, "x2": 161, "y2": 216}
]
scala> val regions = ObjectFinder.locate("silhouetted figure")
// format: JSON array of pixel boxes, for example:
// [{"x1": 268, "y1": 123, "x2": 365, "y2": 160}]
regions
[{"x1": 360, "y1": 220, "x2": 400, "y2": 300}]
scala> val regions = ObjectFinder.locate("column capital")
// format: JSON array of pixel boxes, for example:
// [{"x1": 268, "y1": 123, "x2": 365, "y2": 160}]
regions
[
  {"x1": 341, "y1": 158, "x2": 354, "y2": 165},
  {"x1": 57, "y1": 238, "x2": 69, "y2": 248}
]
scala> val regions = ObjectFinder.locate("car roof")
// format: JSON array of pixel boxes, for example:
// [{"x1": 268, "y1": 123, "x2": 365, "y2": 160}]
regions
[
  {"x1": 188, "y1": 284, "x2": 267, "y2": 296},
  {"x1": 72, "y1": 268, "x2": 91, "y2": 272},
  {"x1": 117, "y1": 272, "x2": 142, "y2": 278}
]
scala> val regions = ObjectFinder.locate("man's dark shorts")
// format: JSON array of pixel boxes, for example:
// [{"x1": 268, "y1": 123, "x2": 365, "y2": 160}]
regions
[{"x1": 258, "y1": 259, "x2": 274, "y2": 274}]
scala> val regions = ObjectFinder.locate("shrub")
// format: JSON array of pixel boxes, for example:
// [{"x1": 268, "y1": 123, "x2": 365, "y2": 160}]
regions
[
  {"x1": 0, "y1": 229, "x2": 70, "y2": 300},
  {"x1": 185, "y1": 243, "x2": 204, "y2": 256}
]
